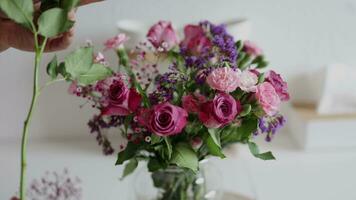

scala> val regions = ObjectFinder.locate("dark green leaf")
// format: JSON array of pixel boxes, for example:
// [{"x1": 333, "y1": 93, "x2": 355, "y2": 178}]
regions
[
  {"x1": 248, "y1": 142, "x2": 275, "y2": 160},
  {"x1": 235, "y1": 40, "x2": 243, "y2": 52},
  {"x1": 77, "y1": 63, "x2": 113, "y2": 85},
  {"x1": 116, "y1": 142, "x2": 138, "y2": 165},
  {"x1": 258, "y1": 73, "x2": 265, "y2": 84},
  {"x1": 240, "y1": 104, "x2": 252, "y2": 117},
  {"x1": 205, "y1": 134, "x2": 226, "y2": 158},
  {"x1": 0, "y1": 0, "x2": 34, "y2": 30},
  {"x1": 60, "y1": 0, "x2": 80, "y2": 11},
  {"x1": 151, "y1": 134, "x2": 162, "y2": 144},
  {"x1": 40, "y1": 0, "x2": 60, "y2": 11},
  {"x1": 121, "y1": 158, "x2": 138, "y2": 179},
  {"x1": 208, "y1": 128, "x2": 221, "y2": 148},
  {"x1": 148, "y1": 158, "x2": 166, "y2": 172},
  {"x1": 38, "y1": 8, "x2": 74, "y2": 37},
  {"x1": 46, "y1": 55, "x2": 58, "y2": 80},
  {"x1": 171, "y1": 143, "x2": 198, "y2": 172}
]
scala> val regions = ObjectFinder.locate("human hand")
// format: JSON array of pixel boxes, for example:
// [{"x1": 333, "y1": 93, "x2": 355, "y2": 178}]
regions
[{"x1": 0, "y1": 0, "x2": 103, "y2": 52}]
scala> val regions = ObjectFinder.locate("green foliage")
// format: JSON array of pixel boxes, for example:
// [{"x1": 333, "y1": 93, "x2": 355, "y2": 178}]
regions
[
  {"x1": 204, "y1": 133, "x2": 225, "y2": 158},
  {"x1": 148, "y1": 158, "x2": 166, "y2": 172},
  {"x1": 252, "y1": 55, "x2": 268, "y2": 69},
  {"x1": 64, "y1": 47, "x2": 113, "y2": 85},
  {"x1": 116, "y1": 142, "x2": 139, "y2": 165},
  {"x1": 248, "y1": 142, "x2": 276, "y2": 160},
  {"x1": 121, "y1": 158, "x2": 138, "y2": 179},
  {"x1": 151, "y1": 134, "x2": 162, "y2": 144},
  {"x1": 46, "y1": 55, "x2": 58, "y2": 80},
  {"x1": 164, "y1": 137, "x2": 173, "y2": 160},
  {"x1": 41, "y1": 0, "x2": 60, "y2": 11},
  {"x1": 207, "y1": 128, "x2": 221, "y2": 148},
  {"x1": 240, "y1": 104, "x2": 252, "y2": 117},
  {"x1": 221, "y1": 117, "x2": 258, "y2": 144},
  {"x1": 60, "y1": 0, "x2": 80, "y2": 11},
  {"x1": 171, "y1": 143, "x2": 198, "y2": 172},
  {"x1": 0, "y1": 0, "x2": 34, "y2": 30},
  {"x1": 38, "y1": 8, "x2": 74, "y2": 37},
  {"x1": 258, "y1": 72, "x2": 265, "y2": 84}
]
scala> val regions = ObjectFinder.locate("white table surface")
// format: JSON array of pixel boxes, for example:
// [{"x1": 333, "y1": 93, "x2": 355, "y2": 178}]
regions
[{"x1": 1, "y1": 132, "x2": 356, "y2": 200}]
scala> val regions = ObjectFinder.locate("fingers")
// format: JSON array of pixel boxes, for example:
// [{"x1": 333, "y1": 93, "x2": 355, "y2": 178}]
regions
[{"x1": 45, "y1": 29, "x2": 74, "y2": 52}]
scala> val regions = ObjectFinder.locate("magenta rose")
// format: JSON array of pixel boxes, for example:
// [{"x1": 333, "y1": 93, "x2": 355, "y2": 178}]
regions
[
  {"x1": 256, "y1": 82, "x2": 281, "y2": 116},
  {"x1": 97, "y1": 75, "x2": 141, "y2": 116},
  {"x1": 138, "y1": 102, "x2": 188, "y2": 136},
  {"x1": 182, "y1": 93, "x2": 207, "y2": 113},
  {"x1": 199, "y1": 93, "x2": 241, "y2": 128},
  {"x1": 147, "y1": 21, "x2": 178, "y2": 51},
  {"x1": 265, "y1": 70, "x2": 290, "y2": 101},
  {"x1": 181, "y1": 25, "x2": 211, "y2": 55}
]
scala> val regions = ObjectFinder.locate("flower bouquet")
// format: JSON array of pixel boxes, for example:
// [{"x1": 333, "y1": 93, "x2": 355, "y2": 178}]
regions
[{"x1": 48, "y1": 20, "x2": 289, "y2": 200}]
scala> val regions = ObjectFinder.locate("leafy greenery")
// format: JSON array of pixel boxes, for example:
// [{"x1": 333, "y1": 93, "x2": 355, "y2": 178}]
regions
[
  {"x1": 46, "y1": 56, "x2": 58, "y2": 80},
  {"x1": 204, "y1": 133, "x2": 226, "y2": 158},
  {"x1": 248, "y1": 142, "x2": 276, "y2": 160},
  {"x1": 121, "y1": 158, "x2": 138, "y2": 179},
  {"x1": 0, "y1": 0, "x2": 34, "y2": 30},
  {"x1": 38, "y1": 8, "x2": 74, "y2": 37},
  {"x1": 171, "y1": 143, "x2": 198, "y2": 172},
  {"x1": 207, "y1": 128, "x2": 221, "y2": 148},
  {"x1": 116, "y1": 142, "x2": 139, "y2": 165}
]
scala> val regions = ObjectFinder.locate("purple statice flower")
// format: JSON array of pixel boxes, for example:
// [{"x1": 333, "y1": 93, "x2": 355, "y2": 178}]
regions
[
  {"x1": 254, "y1": 114, "x2": 286, "y2": 142},
  {"x1": 149, "y1": 71, "x2": 188, "y2": 104},
  {"x1": 26, "y1": 169, "x2": 82, "y2": 200},
  {"x1": 88, "y1": 115, "x2": 124, "y2": 155}
]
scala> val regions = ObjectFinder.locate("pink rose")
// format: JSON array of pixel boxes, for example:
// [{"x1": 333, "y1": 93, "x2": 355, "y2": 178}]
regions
[
  {"x1": 104, "y1": 33, "x2": 129, "y2": 51},
  {"x1": 238, "y1": 70, "x2": 258, "y2": 92},
  {"x1": 147, "y1": 21, "x2": 178, "y2": 51},
  {"x1": 182, "y1": 93, "x2": 207, "y2": 113},
  {"x1": 96, "y1": 75, "x2": 141, "y2": 116},
  {"x1": 256, "y1": 82, "x2": 281, "y2": 116},
  {"x1": 199, "y1": 93, "x2": 241, "y2": 128},
  {"x1": 138, "y1": 102, "x2": 188, "y2": 136},
  {"x1": 206, "y1": 67, "x2": 240, "y2": 92},
  {"x1": 181, "y1": 25, "x2": 211, "y2": 55},
  {"x1": 243, "y1": 40, "x2": 262, "y2": 57},
  {"x1": 265, "y1": 70, "x2": 290, "y2": 101}
]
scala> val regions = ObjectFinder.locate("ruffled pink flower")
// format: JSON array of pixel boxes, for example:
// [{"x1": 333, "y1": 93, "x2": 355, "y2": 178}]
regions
[
  {"x1": 265, "y1": 70, "x2": 290, "y2": 101},
  {"x1": 147, "y1": 21, "x2": 178, "y2": 51},
  {"x1": 181, "y1": 25, "x2": 211, "y2": 55},
  {"x1": 104, "y1": 33, "x2": 128, "y2": 51},
  {"x1": 238, "y1": 70, "x2": 258, "y2": 92},
  {"x1": 206, "y1": 67, "x2": 240, "y2": 92},
  {"x1": 256, "y1": 82, "x2": 281, "y2": 116},
  {"x1": 137, "y1": 102, "x2": 188, "y2": 136},
  {"x1": 96, "y1": 75, "x2": 141, "y2": 116},
  {"x1": 199, "y1": 93, "x2": 241, "y2": 128},
  {"x1": 243, "y1": 40, "x2": 263, "y2": 57},
  {"x1": 182, "y1": 93, "x2": 207, "y2": 113}
]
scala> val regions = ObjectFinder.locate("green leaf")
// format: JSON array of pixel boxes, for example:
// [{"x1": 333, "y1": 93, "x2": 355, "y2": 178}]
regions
[
  {"x1": 77, "y1": 63, "x2": 113, "y2": 85},
  {"x1": 46, "y1": 55, "x2": 58, "y2": 80},
  {"x1": 148, "y1": 158, "x2": 166, "y2": 172},
  {"x1": 258, "y1": 73, "x2": 265, "y2": 84},
  {"x1": 60, "y1": 0, "x2": 80, "y2": 11},
  {"x1": 205, "y1": 134, "x2": 226, "y2": 158},
  {"x1": 240, "y1": 104, "x2": 252, "y2": 117},
  {"x1": 65, "y1": 47, "x2": 94, "y2": 78},
  {"x1": 221, "y1": 117, "x2": 258, "y2": 144},
  {"x1": 208, "y1": 128, "x2": 221, "y2": 148},
  {"x1": 0, "y1": 0, "x2": 34, "y2": 30},
  {"x1": 235, "y1": 40, "x2": 243, "y2": 52},
  {"x1": 164, "y1": 137, "x2": 173, "y2": 160},
  {"x1": 151, "y1": 134, "x2": 162, "y2": 144},
  {"x1": 248, "y1": 142, "x2": 275, "y2": 160},
  {"x1": 40, "y1": 0, "x2": 60, "y2": 11},
  {"x1": 38, "y1": 8, "x2": 74, "y2": 38},
  {"x1": 171, "y1": 143, "x2": 198, "y2": 172},
  {"x1": 116, "y1": 142, "x2": 138, "y2": 165},
  {"x1": 121, "y1": 158, "x2": 138, "y2": 179}
]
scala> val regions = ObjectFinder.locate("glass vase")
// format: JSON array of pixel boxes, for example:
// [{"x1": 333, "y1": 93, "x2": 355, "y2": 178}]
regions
[{"x1": 133, "y1": 160, "x2": 223, "y2": 200}]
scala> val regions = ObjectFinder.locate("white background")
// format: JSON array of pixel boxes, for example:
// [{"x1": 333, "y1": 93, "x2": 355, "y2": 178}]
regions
[{"x1": 1, "y1": 0, "x2": 356, "y2": 199}]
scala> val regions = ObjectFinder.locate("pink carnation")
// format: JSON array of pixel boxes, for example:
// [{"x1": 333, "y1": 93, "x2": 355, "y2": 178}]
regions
[
  {"x1": 104, "y1": 34, "x2": 128, "y2": 51},
  {"x1": 256, "y1": 82, "x2": 281, "y2": 116},
  {"x1": 238, "y1": 70, "x2": 258, "y2": 92},
  {"x1": 147, "y1": 21, "x2": 178, "y2": 51},
  {"x1": 265, "y1": 70, "x2": 290, "y2": 101},
  {"x1": 181, "y1": 25, "x2": 211, "y2": 55},
  {"x1": 206, "y1": 67, "x2": 240, "y2": 92}
]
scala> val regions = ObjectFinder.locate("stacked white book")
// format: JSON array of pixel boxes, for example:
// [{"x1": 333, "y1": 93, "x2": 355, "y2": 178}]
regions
[{"x1": 285, "y1": 103, "x2": 356, "y2": 150}]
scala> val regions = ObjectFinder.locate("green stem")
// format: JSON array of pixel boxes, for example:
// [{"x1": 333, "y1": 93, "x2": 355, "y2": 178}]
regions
[{"x1": 19, "y1": 36, "x2": 47, "y2": 200}]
